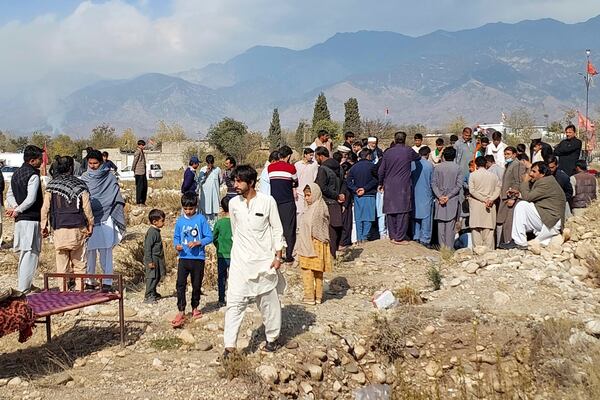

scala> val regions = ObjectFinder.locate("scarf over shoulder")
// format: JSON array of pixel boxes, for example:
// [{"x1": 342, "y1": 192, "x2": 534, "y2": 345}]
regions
[
  {"x1": 46, "y1": 174, "x2": 89, "y2": 204},
  {"x1": 296, "y1": 182, "x2": 330, "y2": 257},
  {"x1": 80, "y1": 165, "x2": 126, "y2": 232}
]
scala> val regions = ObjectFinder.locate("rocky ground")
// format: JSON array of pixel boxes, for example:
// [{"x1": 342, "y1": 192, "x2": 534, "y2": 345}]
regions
[{"x1": 1, "y1": 183, "x2": 600, "y2": 399}]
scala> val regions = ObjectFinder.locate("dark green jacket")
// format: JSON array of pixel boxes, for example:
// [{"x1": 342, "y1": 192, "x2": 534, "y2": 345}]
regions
[
  {"x1": 520, "y1": 175, "x2": 566, "y2": 229},
  {"x1": 143, "y1": 226, "x2": 166, "y2": 279}
]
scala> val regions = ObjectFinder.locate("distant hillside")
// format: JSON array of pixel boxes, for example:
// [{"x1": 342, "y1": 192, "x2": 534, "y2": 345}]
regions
[{"x1": 2, "y1": 16, "x2": 600, "y2": 136}]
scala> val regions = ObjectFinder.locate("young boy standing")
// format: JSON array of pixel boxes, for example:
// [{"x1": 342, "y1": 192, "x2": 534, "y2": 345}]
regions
[
  {"x1": 143, "y1": 209, "x2": 166, "y2": 304},
  {"x1": 212, "y1": 197, "x2": 233, "y2": 307},
  {"x1": 172, "y1": 192, "x2": 213, "y2": 328}
]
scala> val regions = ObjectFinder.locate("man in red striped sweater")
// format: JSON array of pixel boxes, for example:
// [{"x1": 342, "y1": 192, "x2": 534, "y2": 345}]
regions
[{"x1": 267, "y1": 146, "x2": 298, "y2": 263}]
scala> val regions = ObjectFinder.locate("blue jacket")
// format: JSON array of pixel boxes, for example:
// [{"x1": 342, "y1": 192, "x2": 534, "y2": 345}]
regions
[
  {"x1": 181, "y1": 168, "x2": 197, "y2": 194},
  {"x1": 173, "y1": 213, "x2": 213, "y2": 260},
  {"x1": 347, "y1": 159, "x2": 379, "y2": 196}
]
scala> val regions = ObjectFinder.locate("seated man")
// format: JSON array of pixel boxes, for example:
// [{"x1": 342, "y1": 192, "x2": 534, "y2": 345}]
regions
[
  {"x1": 499, "y1": 161, "x2": 566, "y2": 249},
  {"x1": 570, "y1": 159, "x2": 597, "y2": 217}
]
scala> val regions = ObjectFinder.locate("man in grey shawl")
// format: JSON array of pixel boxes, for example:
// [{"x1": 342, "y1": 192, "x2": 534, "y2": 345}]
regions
[{"x1": 80, "y1": 150, "x2": 126, "y2": 292}]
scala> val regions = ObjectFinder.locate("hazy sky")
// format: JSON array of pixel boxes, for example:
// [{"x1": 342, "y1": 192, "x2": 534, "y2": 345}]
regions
[{"x1": 1, "y1": 0, "x2": 600, "y2": 86}]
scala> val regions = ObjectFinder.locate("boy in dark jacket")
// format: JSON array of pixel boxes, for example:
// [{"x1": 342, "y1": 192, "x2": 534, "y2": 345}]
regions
[{"x1": 143, "y1": 209, "x2": 166, "y2": 303}]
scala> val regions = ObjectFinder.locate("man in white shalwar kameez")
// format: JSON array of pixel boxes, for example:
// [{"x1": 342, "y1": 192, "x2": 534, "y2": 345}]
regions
[{"x1": 224, "y1": 165, "x2": 285, "y2": 356}]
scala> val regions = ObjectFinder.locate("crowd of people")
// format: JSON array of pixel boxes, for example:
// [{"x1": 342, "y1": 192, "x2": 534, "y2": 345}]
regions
[{"x1": 3, "y1": 123, "x2": 598, "y2": 355}]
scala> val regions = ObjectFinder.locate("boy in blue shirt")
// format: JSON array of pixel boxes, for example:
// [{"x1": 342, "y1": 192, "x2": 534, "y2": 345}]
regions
[{"x1": 172, "y1": 192, "x2": 213, "y2": 328}]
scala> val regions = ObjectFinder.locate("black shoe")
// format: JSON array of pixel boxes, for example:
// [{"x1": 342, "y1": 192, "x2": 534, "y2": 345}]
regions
[
  {"x1": 218, "y1": 301, "x2": 227, "y2": 308},
  {"x1": 154, "y1": 292, "x2": 162, "y2": 299},
  {"x1": 498, "y1": 240, "x2": 528, "y2": 250},
  {"x1": 85, "y1": 283, "x2": 98, "y2": 292},
  {"x1": 283, "y1": 257, "x2": 295, "y2": 263},
  {"x1": 101, "y1": 284, "x2": 115, "y2": 293},
  {"x1": 222, "y1": 348, "x2": 235, "y2": 361},
  {"x1": 262, "y1": 341, "x2": 280, "y2": 353},
  {"x1": 68, "y1": 279, "x2": 76, "y2": 291}
]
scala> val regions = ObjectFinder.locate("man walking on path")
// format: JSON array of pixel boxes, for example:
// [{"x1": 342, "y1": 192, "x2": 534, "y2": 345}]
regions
[
  {"x1": 268, "y1": 146, "x2": 298, "y2": 263},
  {"x1": 468, "y1": 156, "x2": 500, "y2": 249},
  {"x1": 432, "y1": 147, "x2": 463, "y2": 249},
  {"x1": 6, "y1": 145, "x2": 44, "y2": 292},
  {"x1": 132, "y1": 140, "x2": 148, "y2": 205},
  {"x1": 223, "y1": 165, "x2": 285, "y2": 356},
  {"x1": 377, "y1": 131, "x2": 420, "y2": 244}
]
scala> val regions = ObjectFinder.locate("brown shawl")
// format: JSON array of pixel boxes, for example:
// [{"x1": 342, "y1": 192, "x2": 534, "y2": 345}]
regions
[{"x1": 297, "y1": 183, "x2": 330, "y2": 257}]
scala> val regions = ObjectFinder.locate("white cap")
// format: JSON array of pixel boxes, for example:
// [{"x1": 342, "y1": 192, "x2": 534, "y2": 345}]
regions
[
  {"x1": 367, "y1": 136, "x2": 377, "y2": 142},
  {"x1": 337, "y1": 145, "x2": 351, "y2": 153}
]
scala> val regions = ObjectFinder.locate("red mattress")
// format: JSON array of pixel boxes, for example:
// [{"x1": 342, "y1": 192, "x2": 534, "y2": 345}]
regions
[{"x1": 27, "y1": 290, "x2": 120, "y2": 317}]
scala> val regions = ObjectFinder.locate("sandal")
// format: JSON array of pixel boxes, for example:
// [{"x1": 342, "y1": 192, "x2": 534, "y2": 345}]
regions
[
  {"x1": 302, "y1": 299, "x2": 316, "y2": 305},
  {"x1": 192, "y1": 309, "x2": 202, "y2": 319},
  {"x1": 171, "y1": 313, "x2": 185, "y2": 329}
]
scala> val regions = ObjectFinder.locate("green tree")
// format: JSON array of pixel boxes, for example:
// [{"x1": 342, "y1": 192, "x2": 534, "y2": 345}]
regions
[
  {"x1": 30, "y1": 131, "x2": 51, "y2": 150},
  {"x1": 294, "y1": 121, "x2": 306, "y2": 152},
  {"x1": 312, "y1": 92, "x2": 331, "y2": 129},
  {"x1": 207, "y1": 118, "x2": 252, "y2": 163},
  {"x1": 313, "y1": 119, "x2": 342, "y2": 142},
  {"x1": 49, "y1": 134, "x2": 77, "y2": 157},
  {"x1": 268, "y1": 108, "x2": 282, "y2": 151},
  {"x1": 343, "y1": 98, "x2": 362, "y2": 136},
  {"x1": 446, "y1": 116, "x2": 468, "y2": 136},
  {"x1": 0, "y1": 131, "x2": 18, "y2": 152},
  {"x1": 90, "y1": 123, "x2": 118, "y2": 149},
  {"x1": 153, "y1": 120, "x2": 187, "y2": 149},
  {"x1": 506, "y1": 107, "x2": 536, "y2": 146},
  {"x1": 118, "y1": 128, "x2": 138, "y2": 152},
  {"x1": 10, "y1": 136, "x2": 29, "y2": 152}
]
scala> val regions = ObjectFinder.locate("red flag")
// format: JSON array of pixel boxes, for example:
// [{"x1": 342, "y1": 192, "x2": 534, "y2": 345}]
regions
[
  {"x1": 588, "y1": 60, "x2": 598, "y2": 76},
  {"x1": 42, "y1": 141, "x2": 49, "y2": 177},
  {"x1": 578, "y1": 111, "x2": 595, "y2": 132}
]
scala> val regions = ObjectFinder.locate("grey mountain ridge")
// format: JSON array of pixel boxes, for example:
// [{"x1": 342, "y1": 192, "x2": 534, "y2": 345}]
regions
[{"x1": 2, "y1": 16, "x2": 600, "y2": 136}]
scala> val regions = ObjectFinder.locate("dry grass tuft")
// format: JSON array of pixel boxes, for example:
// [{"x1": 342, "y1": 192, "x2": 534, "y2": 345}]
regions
[
  {"x1": 442, "y1": 308, "x2": 476, "y2": 324},
  {"x1": 220, "y1": 351, "x2": 270, "y2": 398},
  {"x1": 150, "y1": 337, "x2": 184, "y2": 350},
  {"x1": 529, "y1": 318, "x2": 600, "y2": 399},
  {"x1": 427, "y1": 265, "x2": 443, "y2": 291},
  {"x1": 371, "y1": 306, "x2": 435, "y2": 362},
  {"x1": 395, "y1": 286, "x2": 424, "y2": 305},
  {"x1": 439, "y1": 246, "x2": 454, "y2": 263}
]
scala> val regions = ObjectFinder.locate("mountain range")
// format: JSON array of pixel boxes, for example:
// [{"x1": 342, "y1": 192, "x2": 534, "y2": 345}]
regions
[{"x1": 2, "y1": 16, "x2": 600, "y2": 137}]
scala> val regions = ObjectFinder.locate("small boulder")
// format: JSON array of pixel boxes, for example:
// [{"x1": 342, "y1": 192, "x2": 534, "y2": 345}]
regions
[
  {"x1": 256, "y1": 365, "x2": 278, "y2": 384},
  {"x1": 306, "y1": 364, "x2": 323, "y2": 381},
  {"x1": 585, "y1": 320, "x2": 600, "y2": 336},
  {"x1": 178, "y1": 329, "x2": 196, "y2": 344}
]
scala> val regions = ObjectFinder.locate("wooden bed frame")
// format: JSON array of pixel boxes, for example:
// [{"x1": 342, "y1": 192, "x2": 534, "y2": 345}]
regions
[{"x1": 26, "y1": 273, "x2": 125, "y2": 345}]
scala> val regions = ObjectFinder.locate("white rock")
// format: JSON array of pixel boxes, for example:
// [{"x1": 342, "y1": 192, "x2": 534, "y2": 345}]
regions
[
  {"x1": 353, "y1": 344, "x2": 367, "y2": 360},
  {"x1": 333, "y1": 380, "x2": 342, "y2": 392},
  {"x1": 7, "y1": 377, "x2": 22, "y2": 386},
  {"x1": 425, "y1": 361, "x2": 442, "y2": 378},
  {"x1": 306, "y1": 364, "x2": 323, "y2": 381},
  {"x1": 528, "y1": 269, "x2": 547, "y2": 282},
  {"x1": 204, "y1": 323, "x2": 219, "y2": 332},
  {"x1": 585, "y1": 320, "x2": 600, "y2": 336},
  {"x1": 465, "y1": 262, "x2": 480, "y2": 274},
  {"x1": 569, "y1": 265, "x2": 590, "y2": 280},
  {"x1": 300, "y1": 381, "x2": 313, "y2": 394},
  {"x1": 152, "y1": 358, "x2": 163, "y2": 368},
  {"x1": 449, "y1": 278, "x2": 462, "y2": 287},
  {"x1": 493, "y1": 291, "x2": 510, "y2": 306},
  {"x1": 371, "y1": 365, "x2": 387, "y2": 384},
  {"x1": 256, "y1": 365, "x2": 279, "y2": 383},
  {"x1": 473, "y1": 246, "x2": 487, "y2": 256},
  {"x1": 424, "y1": 325, "x2": 436, "y2": 335},
  {"x1": 351, "y1": 372, "x2": 367, "y2": 384},
  {"x1": 178, "y1": 329, "x2": 196, "y2": 344}
]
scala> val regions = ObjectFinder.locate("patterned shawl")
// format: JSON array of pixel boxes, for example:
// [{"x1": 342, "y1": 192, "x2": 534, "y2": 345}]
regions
[{"x1": 46, "y1": 174, "x2": 88, "y2": 203}]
